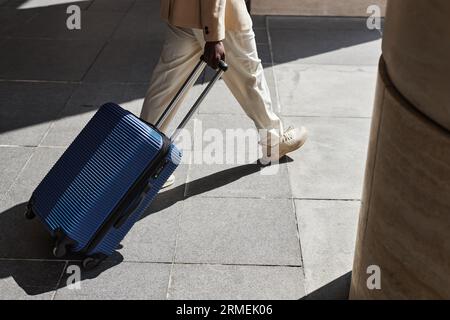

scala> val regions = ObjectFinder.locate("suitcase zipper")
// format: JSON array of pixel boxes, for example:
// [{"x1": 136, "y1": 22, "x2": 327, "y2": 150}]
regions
[{"x1": 84, "y1": 130, "x2": 171, "y2": 254}]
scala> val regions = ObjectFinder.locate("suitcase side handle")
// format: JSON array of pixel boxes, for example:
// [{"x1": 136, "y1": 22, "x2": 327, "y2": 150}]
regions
[{"x1": 154, "y1": 56, "x2": 228, "y2": 141}]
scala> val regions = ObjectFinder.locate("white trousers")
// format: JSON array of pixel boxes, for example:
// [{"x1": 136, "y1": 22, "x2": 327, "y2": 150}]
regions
[{"x1": 141, "y1": 24, "x2": 283, "y2": 144}]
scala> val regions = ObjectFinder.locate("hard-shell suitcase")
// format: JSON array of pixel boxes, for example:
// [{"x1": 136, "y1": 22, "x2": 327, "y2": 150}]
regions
[{"x1": 25, "y1": 57, "x2": 228, "y2": 268}]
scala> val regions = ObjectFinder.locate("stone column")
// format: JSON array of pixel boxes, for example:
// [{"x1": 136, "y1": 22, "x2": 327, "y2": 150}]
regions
[{"x1": 350, "y1": 0, "x2": 450, "y2": 299}]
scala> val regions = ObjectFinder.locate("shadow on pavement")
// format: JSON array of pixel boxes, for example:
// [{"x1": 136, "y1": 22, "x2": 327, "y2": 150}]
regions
[
  {"x1": 0, "y1": 159, "x2": 291, "y2": 296},
  {"x1": 144, "y1": 162, "x2": 255, "y2": 218},
  {"x1": 300, "y1": 271, "x2": 352, "y2": 300},
  {"x1": 0, "y1": 201, "x2": 123, "y2": 296},
  {"x1": 141, "y1": 157, "x2": 292, "y2": 219},
  {"x1": 0, "y1": 0, "x2": 381, "y2": 135},
  {"x1": 267, "y1": 17, "x2": 382, "y2": 65},
  {"x1": 0, "y1": 0, "x2": 164, "y2": 135},
  {"x1": 0, "y1": 0, "x2": 371, "y2": 299}
]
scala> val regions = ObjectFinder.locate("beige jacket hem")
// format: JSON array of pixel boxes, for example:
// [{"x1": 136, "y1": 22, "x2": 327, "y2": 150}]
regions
[{"x1": 160, "y1": 0, "x2": 252, "y2": 41}]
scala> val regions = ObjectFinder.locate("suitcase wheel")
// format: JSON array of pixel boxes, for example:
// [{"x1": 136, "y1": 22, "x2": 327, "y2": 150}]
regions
[
  {"x1": 53, "y1": 243, "x2": 67, "y2": 258},
  {"x1": 82, "y1": 254, "x2": 106, "y2": 270},
  {"x1": 24, "y1": 199, "x2": 35, "y2": 220},
  {"x1": 24, "y1": 208, "x2": 35, "y2": 220},
  {"x1": 52, "y1": 229, "x2": 76, "y2": 258}
]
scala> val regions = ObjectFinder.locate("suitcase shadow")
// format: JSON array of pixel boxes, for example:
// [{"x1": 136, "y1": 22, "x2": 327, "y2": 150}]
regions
[
  {"x1": 140, "y1": 157, "x2": 292, "y2": 219},
  {"x1": 0, "y1": 159, "x2": 290, "y2": 296},
  {"x1": 0, "y1": 202, "x2": 123, "y2": 296}
]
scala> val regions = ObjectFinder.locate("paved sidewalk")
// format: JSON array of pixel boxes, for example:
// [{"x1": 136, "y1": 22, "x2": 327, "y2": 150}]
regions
[{"x1": 0, "y1": 0, "x2": 381, "y2": 299}]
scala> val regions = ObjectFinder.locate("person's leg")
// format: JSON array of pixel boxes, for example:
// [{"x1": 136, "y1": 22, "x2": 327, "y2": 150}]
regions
[
  {"x1": 141, "y1": 24, "x2": 203, "y2": 134},
  {"x1": 192, "y1": 28, "x2": 307, "y2": 162},
  {"x1": 198, "y1": 28, "x2": 283, "y2": 144}
]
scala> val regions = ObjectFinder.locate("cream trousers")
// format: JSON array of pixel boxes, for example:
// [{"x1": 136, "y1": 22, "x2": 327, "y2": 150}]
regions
[{"x1": 140, "y1": 24, "x2": 283, "y2": 144}]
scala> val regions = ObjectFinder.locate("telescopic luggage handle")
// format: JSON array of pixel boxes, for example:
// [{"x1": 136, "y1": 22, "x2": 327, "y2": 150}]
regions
[
  {"x1": 113, "y1": 59, "x2": 227, "y2": 230},
  {"x1": 154, "y1": 56, "x2": 228, "y2": 141}
]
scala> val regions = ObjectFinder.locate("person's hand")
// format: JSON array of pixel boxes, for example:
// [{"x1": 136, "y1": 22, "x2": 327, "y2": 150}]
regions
[{"x1": 203, "y1": 41, "x2": 225, "y2": 70}]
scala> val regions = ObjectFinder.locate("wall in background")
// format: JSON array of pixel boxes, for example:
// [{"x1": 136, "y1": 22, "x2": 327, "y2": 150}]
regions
[{"x1": 252, "y1": 0, "x2": 386, "y2": 16}]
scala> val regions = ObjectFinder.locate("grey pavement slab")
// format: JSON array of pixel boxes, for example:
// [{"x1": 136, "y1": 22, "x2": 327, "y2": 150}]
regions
[
  {"x1": 0, "y1": 8, "x2": 37, "y2": 36},
  {"x1": 120, "y1": 82, "x2": 150, "y2": 115},
  {"x1": 295, "y1": 200, "x2": 359, "y2": 297},
  {"x1": 251, "y1": 15, "x2": 266, "y2": 29},
  {"x1": 118, "y1": 164, "x2": 188, "y2": 263},
  {"x1": 6, "y1": 147, "x2": 64, "y2": 204},
  {"x1": 183, "y1": 114, "x2": 291, "y2": 199},
  {"x1": 186, "y1": 160, "x2": 291, "y2": 199},
  {"x1": 269, "y1": 16, "x2": 379, "y2": 31},
  {"x1": 1, "y1": 120, "x2": 54, "y2": 147},
  {"x1": 41, "y1": 83, "x2": 129, "y2": 147},
  {"x1": 274, "y1": 64, "x2": 377, "y2": 117},
  {"x1": 130, "y1": 0, "x2": 160, "y2": 9},
  {"x1": 254, "y1": 27, "x2": 268, "y2": 44},
  {"x1": 83, "y1": 39, "x2": 162, "y2": 83},
  {"x1": 10, "y1": 10, "x2": 124, "y2": 40},
  {"x1": 175, "y1": 197, "x2": 302, "y2": 265},
  {"x1": 0, "y1": 147, "x2": 33, "y2": 195},
  {"x1": 0, "y1": 281, "x2": 54, "y2": 300},
  {"x1": 112, "y1": 10, "x2": 168, "y2": 41},
  {"x1": 87, "y1": 0, "x2": 134, "y2": 12},
  {"x1": 64, "y1": 82, "x2": 127, "y2": 108},
  {"x1": 41, "y1": 82, "x2": 153, "y2": 147},
  {"x1": 0, "y1": 82, "x2": 75, "y2": 146},
  {"x1": 0, "y1": 260, "x2": 65, "y2": 299},
  {"x1": 0, "y1": 38, "x2": 104, "y2": 81},
  {"x1": 168, "y1": 264, "x2": 305, "y2": 300},
  {"x1": 0, "y1": 148, "x2": 65, "y2": 260},
  {"x1": 41, "y1": 106, "x2": 101, "y2": 147},
  {"x1": 283, "y1": 116, "x2": 370, "y2": 200},
  {"x1": 269, "y1": 26, "x2": 381, "y2": 66},
  {"x1": 54, "y1": 261, "x2": 171, "y2": 299},
  {"x1": 257, "y1": 43, "x2": 271, "y2": 64},
  {"x1": 0, "y1": 195, "x2": 56, "y2": 260},
  {"x1": 127, "y1": 0, "x2": 160, "y2": 15}
]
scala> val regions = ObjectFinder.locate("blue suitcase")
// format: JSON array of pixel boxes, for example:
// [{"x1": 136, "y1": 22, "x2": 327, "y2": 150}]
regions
[{"x1": 25, "y1": 58, "x2": 228, "y2": 268}]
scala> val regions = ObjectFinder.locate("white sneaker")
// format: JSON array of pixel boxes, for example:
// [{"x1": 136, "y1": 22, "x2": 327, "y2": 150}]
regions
[
  {"x1": 162, "y1": 174, "x2": 175, "y2": 189},
  {"x1": 260, "y1": 126, "x2": 308, "y2": 164}
]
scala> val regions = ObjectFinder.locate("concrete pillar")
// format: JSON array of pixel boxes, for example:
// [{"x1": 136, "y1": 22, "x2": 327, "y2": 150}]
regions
[{"x1": 350, "y1": 0, "x2": 450, "y2": 299}]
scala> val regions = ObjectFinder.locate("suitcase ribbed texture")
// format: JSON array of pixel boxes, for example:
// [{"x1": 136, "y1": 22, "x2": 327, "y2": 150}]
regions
[
  {"x1": 32, "y1": 103, "x2": 181, "y2": 253},
  {"x1": 91, "y1": 145, "x2": 181, "y2": 255}
]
